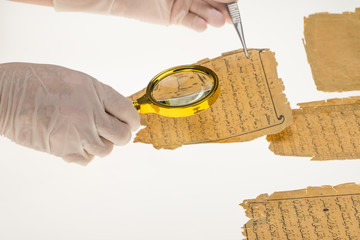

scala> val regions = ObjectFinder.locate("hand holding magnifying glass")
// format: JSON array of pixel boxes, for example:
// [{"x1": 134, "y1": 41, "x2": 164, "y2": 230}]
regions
[
  {"x1": 132, "y1": 65, "x2": 220, "y2": 118},
  {"x1": 0, "y1": 63, "x2": 219, "y2": 164}
]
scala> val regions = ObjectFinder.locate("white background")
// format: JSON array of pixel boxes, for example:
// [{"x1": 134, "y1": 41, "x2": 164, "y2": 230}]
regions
[{"x1": 0, "y1": 0, "x2": 359, "y2": 239}]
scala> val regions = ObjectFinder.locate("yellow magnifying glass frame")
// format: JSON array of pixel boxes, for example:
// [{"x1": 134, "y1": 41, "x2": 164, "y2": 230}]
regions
[{"x1": 133, "y1": 65, "x2": 220, "y2": 118}]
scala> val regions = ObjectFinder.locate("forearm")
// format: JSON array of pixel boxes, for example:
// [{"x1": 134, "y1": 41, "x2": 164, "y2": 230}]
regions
[
  {"x1": 9, "y1": 0, "x2": 231, "y2": 32},
  {"x1": 8, "y1": 0, "x2": 53, "y2": 7}
]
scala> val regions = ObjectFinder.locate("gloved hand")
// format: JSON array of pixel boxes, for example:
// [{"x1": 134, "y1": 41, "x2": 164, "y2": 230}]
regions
[
  {"x1": 53, "y1": 0, "x2": 234, "y2": 32},
  {"x1": 0, "y1": 63, "x2": 140, "y2": 165}
]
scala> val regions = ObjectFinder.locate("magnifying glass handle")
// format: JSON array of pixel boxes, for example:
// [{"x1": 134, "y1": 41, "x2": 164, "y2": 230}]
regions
[
  {"x1": 133, "y1": 102, "x2": 140, "y2": 111},
  {"x1": 132, "y1": 95, "x2": 158, "y2": 115}
]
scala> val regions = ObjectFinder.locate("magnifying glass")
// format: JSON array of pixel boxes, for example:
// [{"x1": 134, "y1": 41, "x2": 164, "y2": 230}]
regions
[{"x1": 133, "y1": 65, "x2": 220, "y2": 118}]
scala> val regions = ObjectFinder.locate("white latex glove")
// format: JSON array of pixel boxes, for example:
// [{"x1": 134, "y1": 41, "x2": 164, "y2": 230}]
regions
[
  {"x1": 0, "y1": 63, "x2": 140, "y2": 165},
  {"x1": 53, "y1": 0, "x2": 234, "y2": 32}
]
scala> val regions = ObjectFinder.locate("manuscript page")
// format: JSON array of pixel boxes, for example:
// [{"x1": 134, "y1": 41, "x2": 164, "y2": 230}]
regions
[
  {"x1": 130, "y1": 49, "x2": 292, "y2": 149},
  {"x1": 241, "y1": 183, "x2": 360, "y2": 240},
  {"x1": 267, "y1": 97, "x2": 360, "y2": 160},
  {"x1": 304, "y1": 8, "x2": 360, "y2": 92}
]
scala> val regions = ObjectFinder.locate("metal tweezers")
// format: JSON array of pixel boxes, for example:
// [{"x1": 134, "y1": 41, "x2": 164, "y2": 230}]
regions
[{"x1": 227, "y1": 2, "x2": 249, "y2": 58}]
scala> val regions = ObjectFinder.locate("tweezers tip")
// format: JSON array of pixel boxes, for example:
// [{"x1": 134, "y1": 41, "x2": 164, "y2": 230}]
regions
[{"x1": 244, "y1": 50, "x2": 249, "y2": 58}]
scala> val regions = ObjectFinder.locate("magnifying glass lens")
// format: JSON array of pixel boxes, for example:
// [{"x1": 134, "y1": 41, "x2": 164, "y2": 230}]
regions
[
  {"x1": 151, "y1": 71, "x2": 214, "y2": 106},
  {"x1": 133, "y1": 65, "x2": 219, "y2": 117}
]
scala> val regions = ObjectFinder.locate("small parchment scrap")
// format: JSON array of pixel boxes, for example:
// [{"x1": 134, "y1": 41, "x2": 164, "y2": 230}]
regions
[
  {"x1": 267, "y1": 97, "x2": 360, "y2": 160},
  {"x1": 304, "y1": 8, "x2": 360, "y2": 92},
  {"x1": 241, "y1": 183, "x2": 360, "y2": 240},
  {"x1": 131, "y1": 49, "x2": 292, "y2": 149}
]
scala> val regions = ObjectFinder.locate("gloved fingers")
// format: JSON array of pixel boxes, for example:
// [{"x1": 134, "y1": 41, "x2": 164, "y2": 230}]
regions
[
  {"x1": 205, "y1": 0, "x2": 232, "y2": 23},
  {"x1": 62, "y1": 152, "x2": 94, "y2": 166},
  {"x1": 49, "y1": 123, "x2": 96, "y2": 165},
  {"x1": 83, "y1": 137, "x2": 114, "y2": 158},
  {"x1": 96, "y1": 113, "x2": 132, "y2": 146},
  {"x1": 181, "y1": 12, "x2": 208, "y2": 32},
  {"x1": 211, "y1": 0, "x2": 237, "y2": 3},
  {"x1": 98, "y1": 83, "x2": 140, "y2": 131},
  {"x1": 190, "y1": 0, "x2": 226, "y2": 28}
]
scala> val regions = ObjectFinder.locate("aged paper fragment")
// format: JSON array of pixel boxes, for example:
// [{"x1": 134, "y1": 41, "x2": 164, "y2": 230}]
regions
[
  {"x1": 304, "y1": 8, "x2": 360, "y2": 92},
  {"x1": 241, "y1": 183, "x2": 360, "y2": 240},
  {"x1": 267, "y1": 97, "x2": 360, "y2": 160},
  {"x1": 131, "y1": 49, "x2": 292, "y2": 149}
]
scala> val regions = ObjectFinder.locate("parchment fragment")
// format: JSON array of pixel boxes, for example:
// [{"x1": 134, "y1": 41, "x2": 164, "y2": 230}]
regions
[
  {"x1": 267, "y1": 97, "x2": 360, "y2": 160},
  {"x1": 131, "y1": 49, "x2": 292, "y2": 149},
  {"x1": 241, "y1": 183, "x2": 360, "y2": 240},
  {"x1": 304, "y1": 8, "x2": 360, "y2": 92}
]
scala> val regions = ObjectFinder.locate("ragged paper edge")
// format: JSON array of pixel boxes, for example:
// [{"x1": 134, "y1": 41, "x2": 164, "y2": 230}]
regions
[
  {"x1": 296, "y1": 96, "x2": 360, "y2": 109},
  {"x1": 303, "y1": 8, "x2": 360, "y2": 47},
  {"x1": 240, "y1": 182, "x2": 360, "y2": 237},
  {"x1": 303, "y1": 8, "x2": 360, "y2": 92}
]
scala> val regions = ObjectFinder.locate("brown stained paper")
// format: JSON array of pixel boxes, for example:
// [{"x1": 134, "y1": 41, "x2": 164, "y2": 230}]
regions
[
  {"x1": 267, "y1": 97, "x2": 360, "y2": 160},
  {"x1": 131, "y1": 49, "x2": 292, "y2": 149},
  {"x1": 304, "y1": 8, "x2": 360, "y2": 92},
  {"x1": 241, "y1": 183, "x2": 360, "y2": 240}
]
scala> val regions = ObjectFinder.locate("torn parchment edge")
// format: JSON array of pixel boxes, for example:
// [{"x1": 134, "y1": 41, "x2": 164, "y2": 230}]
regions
[
  {"x1": 240, "y1": 182, "x2": 360, "y2": 239},
  {"x1": 303, "y1": 8, "x2": 360, "y2": 52},
  {"x1": 296, "y1": 96, "x2": 360, "y2": 109}
]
